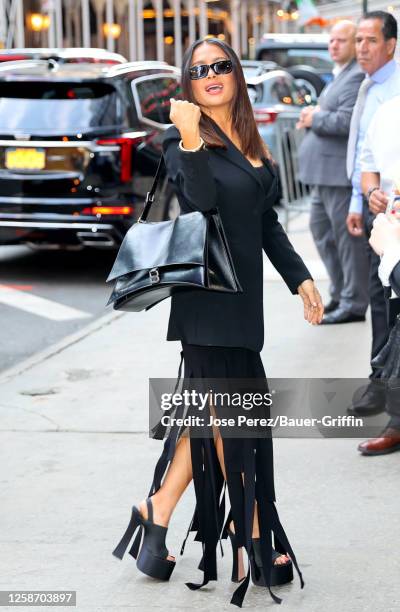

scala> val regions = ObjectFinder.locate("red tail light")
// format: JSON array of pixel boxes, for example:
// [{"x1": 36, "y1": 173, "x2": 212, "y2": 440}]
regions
[
  {"x1": 0, "y1": 54, "x2": 30, "y2": 62},
  {"x1": 81, "y1": 206, "x2": 133, "y2": 215},
  {"x1": 253, "y1": 109, "x2": 279, "y2": 125},
  {"x1": 96, "y1": 137, "x2": 141, "y2": 183}
]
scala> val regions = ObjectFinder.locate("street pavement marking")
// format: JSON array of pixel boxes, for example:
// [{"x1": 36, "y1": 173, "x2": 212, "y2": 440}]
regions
[{"x1": 0, "y1": 285, "x2": 92, "y2": 321}]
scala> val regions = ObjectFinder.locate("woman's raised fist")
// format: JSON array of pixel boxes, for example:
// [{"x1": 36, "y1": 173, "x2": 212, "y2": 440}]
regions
[{"x1": 169, "y1": 98, "x2": 201, "y2": 136}]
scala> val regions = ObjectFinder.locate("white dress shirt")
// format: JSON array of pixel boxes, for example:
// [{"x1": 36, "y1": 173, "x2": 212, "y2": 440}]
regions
[
  {"x1": 348, "y1": 60, "x2": 400, "y2": 214},
  {"x1": 332, "y1": 61, "x2": 350, "y2": 78},
  {"x1": 361, "y1": 96, "x2": 400, "y2": 287},
  {"x1": 361, "y1": 95, "x2": 400, "y2": 196}
]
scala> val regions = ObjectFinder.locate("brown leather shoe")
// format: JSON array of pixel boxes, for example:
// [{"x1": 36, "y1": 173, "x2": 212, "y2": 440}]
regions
[{"x1": 358, "y1": 427, "x2": 400, "y2": 455}]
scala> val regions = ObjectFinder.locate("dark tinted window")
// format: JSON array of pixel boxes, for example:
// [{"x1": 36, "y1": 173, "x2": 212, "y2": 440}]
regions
[
  {"x1": 0, "y1": 81, "x2": 122, "y2": 132},
  {"x1": 134, "y1": 77, "x2": 182, "y2": 125}
]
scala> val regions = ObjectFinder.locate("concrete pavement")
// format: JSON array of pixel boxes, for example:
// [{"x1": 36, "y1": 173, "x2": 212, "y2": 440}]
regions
[{"x1": 1, "y1": 214, "x2": 399, "y2": 611}]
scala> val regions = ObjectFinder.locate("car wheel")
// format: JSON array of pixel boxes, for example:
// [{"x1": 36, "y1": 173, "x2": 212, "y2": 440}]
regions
[
  {"x1": 293, "y1": 78, "x2": 319, "y2": 101},
  {"x1": 287, "y1": 68, "x2": 325, "y2": 97}
]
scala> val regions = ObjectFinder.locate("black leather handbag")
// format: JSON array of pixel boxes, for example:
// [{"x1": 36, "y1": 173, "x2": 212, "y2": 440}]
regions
[{"x1": 106, "y1": 154, "x2": 242, "y2": 312}]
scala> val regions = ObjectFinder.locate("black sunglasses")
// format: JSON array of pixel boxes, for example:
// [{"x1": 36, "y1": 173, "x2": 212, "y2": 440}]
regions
[{"x1": 189, "y1": 59, "x2": 233, "y2": 80}]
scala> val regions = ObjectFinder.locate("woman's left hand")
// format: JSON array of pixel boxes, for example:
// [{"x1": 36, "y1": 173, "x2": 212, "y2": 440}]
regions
[{"x1": 297, "y1": 279, "x2": 324, "y2": 325}]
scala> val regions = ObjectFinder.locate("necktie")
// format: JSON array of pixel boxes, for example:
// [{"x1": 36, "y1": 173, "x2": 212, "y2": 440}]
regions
[{"x1": 346, "y1": 77, "x2": 373, "y2": 179}]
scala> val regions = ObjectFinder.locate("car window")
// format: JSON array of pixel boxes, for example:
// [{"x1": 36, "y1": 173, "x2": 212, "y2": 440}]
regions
[
  {"x1": 259, "y1": 75, "x2": 313, "y2": 107},
  {"x1": 0, "y1": 81, "x2": 122, "y2": 132},
  {"x1": 133, "y1": 76, "x2": 182, "y2": 126},
  {"x1": 243, "y1": 67, "x2": 262, "y2": 77},
  {"x1": 247, "y1": 84, "x2": 262, "y2": 104},
  {"x1": 259, "y1": 48, "x2": 332, "y2": 71}
]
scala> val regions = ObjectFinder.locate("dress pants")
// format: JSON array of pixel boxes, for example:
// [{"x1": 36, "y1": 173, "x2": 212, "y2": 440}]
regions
[
  {"x1": 362, "y1": 203, "x2": 390, "y2": 378},
  {"x1": 309, "y1": 185, "x2": 369, "y2": 315},
  {"x1": 387, "y1": 390, "x2": 400, "y2": 428}
]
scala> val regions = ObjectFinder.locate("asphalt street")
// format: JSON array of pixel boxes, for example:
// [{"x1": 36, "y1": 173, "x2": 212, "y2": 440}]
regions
[{"x1": 0, "y1": 245, "x2": 116, "y2": 372}]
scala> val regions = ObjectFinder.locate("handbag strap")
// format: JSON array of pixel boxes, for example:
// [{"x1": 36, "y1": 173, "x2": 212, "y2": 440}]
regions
[{"x1": 138, "y1": 154, "x2": 165, "y2": 223}]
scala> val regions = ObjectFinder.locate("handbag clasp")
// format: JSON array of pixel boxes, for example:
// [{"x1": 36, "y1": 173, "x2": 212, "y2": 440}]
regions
[{"x1": 149, "y1": 267, "x2": 160, "y2": 284}]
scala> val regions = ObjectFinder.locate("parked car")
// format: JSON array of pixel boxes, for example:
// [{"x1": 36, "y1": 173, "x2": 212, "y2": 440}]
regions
[
  {"x1": 0, "y1": 58, "x2": 182, "y2": 250},
  {"x1": 245, "y1": 69, "x2": 315, "y2": 162},
  {"x1": 241, "y1": 59, "x2": 279, "y2": 77},
  {"x1": 255, "y1": 33, "x2": 332, "y2": 97},
  {"x1": 0, "y1": 47, "x2": 127, "y2": 65}
]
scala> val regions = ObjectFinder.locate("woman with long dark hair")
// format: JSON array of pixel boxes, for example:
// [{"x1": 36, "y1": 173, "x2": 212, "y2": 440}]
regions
[{"x1": 113, "y1": 38, "x2": 324, "y2": 607}]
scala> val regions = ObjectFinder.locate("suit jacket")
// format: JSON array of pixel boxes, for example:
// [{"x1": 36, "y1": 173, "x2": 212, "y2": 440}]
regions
[
  {"x1": 162, "y1": 121, "x2": 311, "y2": 352},
  {"x1": 388, "y1": 262, "x2": 400, "y2": 326},
  {"x1": 391, "y1": 262, "x2": 400, "y2": 297},
  {"x1": 298, "y1": 59, "x2": 364, "y2": 187}
]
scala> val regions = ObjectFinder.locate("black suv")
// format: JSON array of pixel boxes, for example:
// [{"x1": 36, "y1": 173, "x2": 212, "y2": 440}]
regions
[{"x1": 0, "y1": 58, "x2": 182, "y2": 249}]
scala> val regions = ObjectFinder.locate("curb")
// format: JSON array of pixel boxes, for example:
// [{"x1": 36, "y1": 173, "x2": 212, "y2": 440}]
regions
[{"x1": 0, "y1": 308, "x2": 126, "y2": 385}]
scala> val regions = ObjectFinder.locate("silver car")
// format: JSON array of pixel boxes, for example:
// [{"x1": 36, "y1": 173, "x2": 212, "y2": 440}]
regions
[{"x1": 244, "y1": 69, "x2": 315, "y2": 162}]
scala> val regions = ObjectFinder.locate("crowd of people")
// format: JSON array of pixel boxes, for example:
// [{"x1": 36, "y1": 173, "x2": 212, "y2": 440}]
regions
[{"x1": 297, "y1": 10, "x2": 400, "y2": 456}]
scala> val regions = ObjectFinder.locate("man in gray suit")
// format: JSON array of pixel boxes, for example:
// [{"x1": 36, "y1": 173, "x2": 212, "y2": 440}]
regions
[{"x1": 298, "y1": 20, "x2": 370, "y2": 324}]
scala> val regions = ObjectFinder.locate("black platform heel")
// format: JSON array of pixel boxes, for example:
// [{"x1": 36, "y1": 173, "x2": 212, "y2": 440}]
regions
[
  {"x1": 250, "y1": 538, "x2": 293, "y2": 587},
  {"x1": 228, "y1": 528, "x2": 293, "y2": 586},
  {"x1": 112, "y1": 498, "x2": 176, "y2": 581}
]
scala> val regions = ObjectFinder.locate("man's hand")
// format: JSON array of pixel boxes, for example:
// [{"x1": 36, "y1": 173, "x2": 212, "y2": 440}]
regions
[
  {"x1": 346, "y1": 212, "x2": 364, "y2": 236},
  {"x1": 369, "y1": 212, "x2": 400, "y2": 256},
  {"x1": 296, "y1": 105, "x2": 318, "y2": 129},
  {"x1": 297, "y1": 279, "x2": 324, "y2": 325},
  {"x1": 368, "y1": 188, "x2": 389, "y2": 215}
]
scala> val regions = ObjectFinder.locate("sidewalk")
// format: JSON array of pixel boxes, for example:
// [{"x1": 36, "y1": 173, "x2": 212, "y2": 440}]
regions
[{"x1": 1, "y1": 215, "x2": 399, "y2": 611}]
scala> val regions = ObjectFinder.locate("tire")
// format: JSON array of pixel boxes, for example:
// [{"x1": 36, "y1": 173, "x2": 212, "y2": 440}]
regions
[{"x1": 287, "y1": 67, "x2": 325, "y2": 98}]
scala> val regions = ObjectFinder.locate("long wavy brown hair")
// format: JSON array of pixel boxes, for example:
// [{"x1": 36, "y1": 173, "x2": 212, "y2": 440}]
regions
[{"x1": 181, "y1": 38, "x2": 271, "y2": 160}]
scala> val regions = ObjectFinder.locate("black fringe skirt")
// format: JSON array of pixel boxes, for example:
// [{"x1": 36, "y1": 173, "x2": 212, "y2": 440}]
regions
[{"x1": 142, "y1": 343, "x2": 304, "y2": 607}]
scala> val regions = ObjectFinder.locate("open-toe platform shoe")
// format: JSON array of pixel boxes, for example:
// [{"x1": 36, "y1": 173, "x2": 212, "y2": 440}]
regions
[
  {"x1": 228, "y1": 528, "x2": 293, "y2": 586},
  {"x1": 250, "y1": 537, "x2": 293, "y2": 586},
  {"x1": 112, "y1": 497, "x2": 176, "y2": 581}
]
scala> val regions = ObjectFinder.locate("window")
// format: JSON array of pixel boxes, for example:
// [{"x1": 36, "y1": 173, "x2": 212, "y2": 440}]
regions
[
  {"x1": 0, "y1": 81, "x2": 122, "y2": 132},
  {"x1": 133, "y1": 76, "x2": 182, "y2": 126},
  {"x1": 264, "y1": 75, "x2": 313, "y2": 107},
  {"x1": 247, "y1": 84, "x2": 262, "y2": 105}
]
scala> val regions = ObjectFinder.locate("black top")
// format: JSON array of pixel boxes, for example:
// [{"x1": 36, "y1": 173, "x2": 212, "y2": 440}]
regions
[
  {"x1": 255, "y1": 162, "x2": 274, "y2": 194},
  {"x1": 162, "y1": 121, "x2": 312, "y2": 352}
]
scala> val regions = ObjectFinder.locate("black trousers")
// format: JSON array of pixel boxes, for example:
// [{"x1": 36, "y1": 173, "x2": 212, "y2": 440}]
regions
[
  {"x1": 362, "y1": 203, "x2": 390, "y2": 377},
  {"x1": 362, "y1": 202, "x2": 400, "y2": 426}
]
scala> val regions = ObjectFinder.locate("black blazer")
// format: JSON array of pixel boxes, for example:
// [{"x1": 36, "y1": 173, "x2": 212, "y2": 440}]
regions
[
  {"x1": 162, "y1": 121, "x2": 312, "y2": 352},
  {"x1": 391, "y1": 262, "x2": 400, "y2": 297}
]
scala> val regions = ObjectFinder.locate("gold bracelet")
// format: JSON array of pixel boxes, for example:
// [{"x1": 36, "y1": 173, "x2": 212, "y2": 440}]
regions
[{"x1": 178, "y1": 137, "x2": 205, "y2": 152}]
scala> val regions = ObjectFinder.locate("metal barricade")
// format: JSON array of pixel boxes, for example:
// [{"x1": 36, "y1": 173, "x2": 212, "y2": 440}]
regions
[{"x1": 274, "y1": 112, "x2": 311, "y2": 231}]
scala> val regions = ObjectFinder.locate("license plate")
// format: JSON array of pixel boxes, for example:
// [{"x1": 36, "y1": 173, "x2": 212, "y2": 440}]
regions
[{"x1": 5, "y1": 147, "x2": 46, "y2": 170}]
